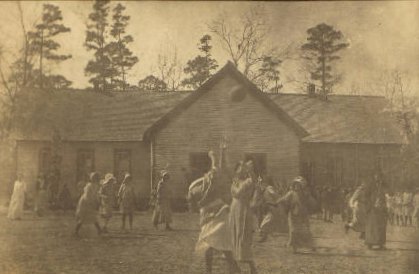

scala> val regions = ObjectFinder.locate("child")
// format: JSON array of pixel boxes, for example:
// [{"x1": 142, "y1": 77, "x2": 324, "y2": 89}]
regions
[
  {"x1": 74, "y1": 172, "x2": 102, "y2": 237},
  {"x1": 402, "y1": 189, "x2": 414, "y2": 226},
  {"x1": 413, "y1": 188, "x2": 419, "y2": 229},
  {"x1": 118, "y1": 173, "x2": 136, "y2": 232},
  {"x1": 8, "y1": 173, "x2": 27, "y2": 220},
  {"x1": 59, "y1": 183, "x2": 73, "y2": 214},
  {"x1": 394, "y1": 192, "x2": 403, "y2": 226},
  {"x1": 99, "y1": 173, "x2": 115, "y2": 232},
  {"x1": 152, "y1": 171, "x2": 173, "y2": 230},
  {"x1": 35, "y1": 173, "x2": 48, "y2": 217}
]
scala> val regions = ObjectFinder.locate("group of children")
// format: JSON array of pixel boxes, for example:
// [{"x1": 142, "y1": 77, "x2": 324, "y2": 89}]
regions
[
  {"x1": 74, "y1": 169, "x2": 174, "y2": 236},
  {"x1": 385, "y1": 190, "x2": 419, "y2": 227},
  {"x1": 74, "y1": 172, "x2": 136, "y2": 236}
]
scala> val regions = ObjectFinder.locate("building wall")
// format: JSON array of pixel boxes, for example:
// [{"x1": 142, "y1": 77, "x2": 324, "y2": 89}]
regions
[
  {"x1": 301, "y1": 142, "x2": 402, "y2": 189},
  {"x1": 16, "y1": 140, "x2": 150, "y2": 207},
  {"x1": 153, "y1": 74, "x2": 301, "y2": 201}
]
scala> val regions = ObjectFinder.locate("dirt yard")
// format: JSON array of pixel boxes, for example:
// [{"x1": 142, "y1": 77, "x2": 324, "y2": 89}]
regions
[{"x1": 0, "y1": 210, "x2": 418, "y2": 274}]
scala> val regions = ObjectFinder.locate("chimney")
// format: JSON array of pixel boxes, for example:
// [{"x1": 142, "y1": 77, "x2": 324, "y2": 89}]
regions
[{"x1": 307, "y1": 83, "x2": 316, "y2": 97}]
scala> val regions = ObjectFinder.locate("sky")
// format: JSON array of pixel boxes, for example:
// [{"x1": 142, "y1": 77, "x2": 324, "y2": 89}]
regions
[{"x1": 0, "y1": 1, "x2": 418, "y2": 94}]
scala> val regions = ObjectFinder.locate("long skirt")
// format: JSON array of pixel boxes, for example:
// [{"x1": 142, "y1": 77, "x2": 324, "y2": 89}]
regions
[
  {"x1": 152, "y1": 200, "x2": 172, "y2": 225},
  {"x1": 288, "y1": 213, "x2": 314, "y2": 248},
  {"x1": 76, "y1": 198, "x2": 98, "y2": 224},
  {"x1": 229, "y1": 199, "x2": 254, "y2": 261},
  {"x1": 350, "y1": 204, "x2": 366, "y2": 232},
  {"x1": 8, "y1": 190, "x2": 25, "y2": 220},
  {"x1": 196, "y1": 204, "x2": 231, "y2": 252},
  {"x1": 35, "y1": 190, "x2": 48, "y2": 216},
  {"x1": 100, "y1": 198, "x2": 113, "y2": 219},
  {"x1": 260, "y1": 205, "x2": 288, "y2": 234},
  {"x1": 402, "y1": 205, "x2": 414, "y2": 216},
  {"x1": 365, "y1": 208, "x2": 387, "y2": 246}
]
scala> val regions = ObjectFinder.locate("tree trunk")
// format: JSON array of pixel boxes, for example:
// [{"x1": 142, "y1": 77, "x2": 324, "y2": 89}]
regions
[
  {"x1": 118, "y1": 32, "x2": 126, "y2": 92},
  {"x1": 39, "y1": 30, "x2": 44, "y2": 89},
  {"x1": 23, "y1": 39, "x2": 28, "y2": 87},
  {"x1": 321, "y1": 34, "x2": 326, "y2": 98}
]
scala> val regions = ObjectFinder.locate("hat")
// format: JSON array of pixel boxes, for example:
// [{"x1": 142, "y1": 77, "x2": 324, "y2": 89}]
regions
[
  {"x1": 89, "y1": 172, "x2": 100, "y2": 182},
  {"x1": 293, "y1": 176, "x2": 307, "y2": 185},
  {"x1": 160, "y1": 170, "x2": 169, "y2": 178},
  {"x1": 103, "y1": 173, "x2": 115, "y2": 184},
  {"x1": 123, "y1": 173, "x2": 132, "y2": 183}
]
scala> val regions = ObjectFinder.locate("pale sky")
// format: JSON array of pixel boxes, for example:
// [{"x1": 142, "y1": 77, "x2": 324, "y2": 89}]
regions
[{"x1": 0, "y1": 1, "x2": 418, "y2": 94}]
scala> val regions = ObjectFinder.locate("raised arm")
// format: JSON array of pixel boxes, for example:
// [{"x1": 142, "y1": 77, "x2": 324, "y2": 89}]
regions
[
  {"x1": 273, "y1": 191, "x2": 293, "y2": 206},
  {"x1": 231, "y1": 178, "x2": 254, "y2": 198}
]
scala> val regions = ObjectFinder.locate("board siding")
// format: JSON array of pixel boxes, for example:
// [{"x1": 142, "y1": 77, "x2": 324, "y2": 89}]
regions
[{"x1": 153, "y1": 75, "x2": 301, "y2": 198}]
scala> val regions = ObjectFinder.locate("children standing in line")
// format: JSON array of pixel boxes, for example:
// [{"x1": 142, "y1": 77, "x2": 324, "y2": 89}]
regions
[{"x1": 118, "y1": 173, "x2": 136, "y2": 232}]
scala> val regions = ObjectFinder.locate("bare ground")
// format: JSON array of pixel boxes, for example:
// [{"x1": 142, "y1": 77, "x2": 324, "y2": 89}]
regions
[{"x1": 0, "y1": 210, "x2": 418, "y2": 274}]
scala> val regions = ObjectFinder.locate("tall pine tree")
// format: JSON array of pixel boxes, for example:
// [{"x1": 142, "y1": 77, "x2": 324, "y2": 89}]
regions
[
  {"x1": 301, "y1": 23, "x2": 349, "y2": 99},
  {"x1": 27, "y1": 4, "x2": 72, "y2": 89},
  {"x1": 182, "y1": 35, "x2": 218, "y2": 90},
  {"x1": 108, "y1": 3, "x2": 138, "y2": 91},
  {"x1": 84, "y1": 0, "x2": 115, "y2": 91}
]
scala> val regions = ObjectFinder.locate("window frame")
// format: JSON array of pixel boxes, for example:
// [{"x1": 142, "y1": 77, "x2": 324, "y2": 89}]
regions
[
  {"x1": 38, "y1": 147, "x2": 51, "y2": 174},
  {"x1": 114, "y1": 149, "x2": 132, "y2": 183},
  {"x1": 76, "y1": 149, "x2": 95, "y2": 181}
]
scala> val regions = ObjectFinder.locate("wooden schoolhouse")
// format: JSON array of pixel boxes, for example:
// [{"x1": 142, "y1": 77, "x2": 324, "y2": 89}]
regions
[{"x1": 14, "y1": 62, "x2": 405, "y2": 209}]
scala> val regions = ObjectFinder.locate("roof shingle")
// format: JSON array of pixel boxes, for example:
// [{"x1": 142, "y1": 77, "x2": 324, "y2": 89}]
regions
[{"x1": 269, "y1": 93, "x2": 405, "y2": 144}]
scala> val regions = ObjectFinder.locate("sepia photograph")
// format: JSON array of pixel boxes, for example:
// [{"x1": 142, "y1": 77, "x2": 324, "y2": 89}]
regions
[{"x1": 0, "y1": 1, "x2": 418, "y2": 273}]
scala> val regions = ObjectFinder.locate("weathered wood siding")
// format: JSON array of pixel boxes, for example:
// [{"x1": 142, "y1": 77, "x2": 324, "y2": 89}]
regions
[
  {"x1": 153, "y1": 75, "x2": 301, "y2": 199},
  {"x1": 301, "y1": 142, "x2": 402, "y2": 189},
  {"x1": 16, "y1": 140, "x2": 150, "y2": 207}
]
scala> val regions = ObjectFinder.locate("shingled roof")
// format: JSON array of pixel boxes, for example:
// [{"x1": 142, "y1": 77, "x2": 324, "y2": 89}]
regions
[
  {"x1": 15, "y1": 64, "x2": 405, "y2": 145},
  {"x1": 15, "y1": 90, "x2": 189, "y2": 142},
  {"x1": 269, "y1": 93, "x2": 405, "y2": 144}
]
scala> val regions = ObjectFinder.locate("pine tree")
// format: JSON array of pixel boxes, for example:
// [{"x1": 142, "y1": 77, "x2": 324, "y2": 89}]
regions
[
  {"x1": 182, "y1": 35, "x2": 218, "y2": 90},
  {"x1": 301, "y1": 23, "x2": 349, "y2": 98},
  {"x1": 108, "y1": 3, "x2": 138, "y2": 91},
  {"x1": 257, "y1": 56, "x2": 282, "y2": 93},
  {"x1": 84, "y1": 0, "x2": 115, "y2": 91},
  {"x1": 27, "y1": 4, "x2": 72, "y2": 89}
]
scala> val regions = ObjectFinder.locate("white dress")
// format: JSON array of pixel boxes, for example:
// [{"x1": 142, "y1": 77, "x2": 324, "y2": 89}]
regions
[{"x1": 7, "y1": 180, "x2": 26, "y2": 220}]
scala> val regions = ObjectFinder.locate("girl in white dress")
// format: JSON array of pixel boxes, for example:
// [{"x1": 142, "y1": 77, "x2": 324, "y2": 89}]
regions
[{"x1": 8, "y1": 174, "x2": 27, "y2": 220}]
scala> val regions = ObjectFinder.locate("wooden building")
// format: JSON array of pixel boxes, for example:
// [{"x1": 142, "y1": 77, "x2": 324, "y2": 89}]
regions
[{"x1": 14, "y1": 62, "x2": 405, "y2": 209}]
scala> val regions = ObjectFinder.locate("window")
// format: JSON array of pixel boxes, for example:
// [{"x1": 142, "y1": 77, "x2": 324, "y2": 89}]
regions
[
  {"x1": 114, "y1": 149, "x2": 131, "y2": 183},
  {"x1": 324, "y1": 155, "x2": 343, "y2": 186},
  {"x1": 189, "y1": 152, "x2": 211, "y2": 181},
  {"x1": 244, "y1": 153, "x2": 267, "y2": 176},
  {"x1": 38, "y1": 147, "x2": 51, "y2": 175},
  {"x1": 77, "y1": 149, "x2": 95, "y2": 181}
]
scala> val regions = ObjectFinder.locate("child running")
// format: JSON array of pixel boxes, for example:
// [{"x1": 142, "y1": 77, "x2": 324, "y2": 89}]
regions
[{"x1": 74, "y1": 172, "x2": 102, "y2": 237}]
